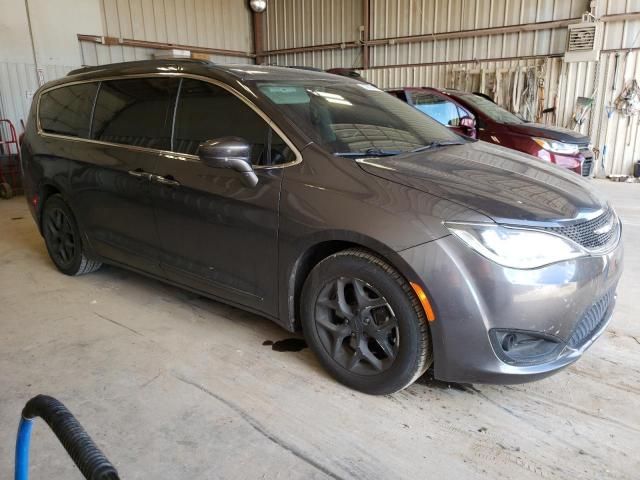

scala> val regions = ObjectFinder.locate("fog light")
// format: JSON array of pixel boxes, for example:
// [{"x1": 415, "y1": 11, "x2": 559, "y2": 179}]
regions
[
  {"x1": 501, "y1": 333, "x2": 517, "y2": 352},
  {"x1": 490, "y1": 329, "x2": 564, "y2": 366}
]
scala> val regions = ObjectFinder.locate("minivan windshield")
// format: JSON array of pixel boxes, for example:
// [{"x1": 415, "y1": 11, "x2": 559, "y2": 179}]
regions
[
  {"x1": 252, "y1": 80, "x2": 464, "y2": 157},
  {"x1": 460, "y1": 93, "x2": 525, "y2": 124}
]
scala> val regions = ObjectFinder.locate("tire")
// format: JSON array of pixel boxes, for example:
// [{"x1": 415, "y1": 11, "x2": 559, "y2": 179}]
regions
[
  {"x1": 301, "y1": 248, "x2": 432, "y2": 395},
  {"x1": 0, "y1": 182, "x2": 12, "y2": 199},
  {"x1": 42, "y1": 194, "x2": 102, "y2": 276}
]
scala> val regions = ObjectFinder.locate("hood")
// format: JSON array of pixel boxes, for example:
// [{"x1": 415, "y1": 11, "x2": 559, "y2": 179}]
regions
[
  {"x1": 357, "y1": 141, "x2": 607, "y2": 226},
  {"x1": 506, "y1": 122, "x2": 590, "y2": 144}
]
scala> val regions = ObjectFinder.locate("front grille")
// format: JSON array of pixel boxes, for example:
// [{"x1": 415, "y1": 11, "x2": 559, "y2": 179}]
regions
[
  {"x1": 567, "y1": 290, "x2": 615, "y2": 348},
  {"x1": 544, "y1": 209, "x2": 619, "y2": 250},
  {"x1": 581, "y1": 158, "x2": 593, "y2": 176}
]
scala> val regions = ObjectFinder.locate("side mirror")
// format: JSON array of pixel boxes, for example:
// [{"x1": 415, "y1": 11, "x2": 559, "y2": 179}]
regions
[
  {"x1": 459, "y1": 116, "x2": 477, "y2": 139},
  {"x1": 198, "y1": 137, "x2": 258, "y2": 188}
]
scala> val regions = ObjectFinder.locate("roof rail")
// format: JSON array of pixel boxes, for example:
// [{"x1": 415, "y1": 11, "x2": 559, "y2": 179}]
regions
[{"x1": 67, "y1": 58, "x2": 211, "y2": 76}]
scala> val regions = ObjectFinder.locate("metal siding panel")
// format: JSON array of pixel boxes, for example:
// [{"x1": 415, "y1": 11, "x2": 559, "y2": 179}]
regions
[
  {"x1": 140, "y1": 0, "x2": 158, "y2": 41},
  {"x1": 129, "y1": 0, "x2": 147, "y2": 39},
  {"x1": 0, "y1": 63, "x2": 22, "y2": 128},
  {"x1": 102, "y1": 0, "x2": 122, "y2": 37},
  {"x1": 264, "y1": 46, "x2": 361, "y2": 70},
  {"x1": 184, "y1": 0, "x2": 198, "y2": 45},
  {"x1": 265, "y1": 0, "x2": 362, "y2": 50},
  {"x1": 164, "y1": 0, "x2": 180, "y2": 44},
  {"x1": 80, "y1": 42, "x2": 99, "y2": 66},
  {"x1": 194, "y1": 0, "x2": 207, "y2": 46},
  {"x1": 204, "y1": 0, "x2": 216, "y2": 49},
  {"x1": 117, "y1": 0, "x2": 134, "y2": 38},
  {"x1": 99, "y1": 0, "x2": 254, "y2": 52},
  {"x1": 153, "y1": 0, "x2": 169, "y2": 43}
]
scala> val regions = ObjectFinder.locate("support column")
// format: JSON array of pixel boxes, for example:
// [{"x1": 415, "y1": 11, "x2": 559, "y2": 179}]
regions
[
  {"x1": 362, "y1": 0, "x2": 370, "y2": 69},
  {"x1": 253, "y1": 11, "x2": 265, "y2": 65}
]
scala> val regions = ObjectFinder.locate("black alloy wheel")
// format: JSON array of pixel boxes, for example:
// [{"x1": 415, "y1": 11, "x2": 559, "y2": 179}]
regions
[
  {"x1": 301, "y1": 248, "x2": 432, "y2": 395},
  {"x1": 42, "y1": 194, "x2": 102, "y2": 276},
  {"x1": 315, "y1": 277, "x2": 399, "y2": 375},
  {"x1": 44, "y1": 206, "x2": 77, "y2": 268}
]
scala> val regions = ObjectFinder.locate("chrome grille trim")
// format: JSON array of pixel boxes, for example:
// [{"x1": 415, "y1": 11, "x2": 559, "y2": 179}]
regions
[{"x1": 543, "y1": 209, "x2": 619, "y2": 251}]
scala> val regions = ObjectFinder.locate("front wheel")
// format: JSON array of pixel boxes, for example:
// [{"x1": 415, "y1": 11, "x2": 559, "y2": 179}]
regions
[
  {"x1": 301, "y1": 249, "x2": 432, "y2": 395},
  {"x1": 42, "y1": 194, "x2": 102, "y2": 276}
]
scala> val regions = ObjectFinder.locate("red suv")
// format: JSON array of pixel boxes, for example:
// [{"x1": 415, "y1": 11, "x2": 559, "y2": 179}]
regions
[{"x1": 388, "y1": 87, "x2": 594, "y2": 176}]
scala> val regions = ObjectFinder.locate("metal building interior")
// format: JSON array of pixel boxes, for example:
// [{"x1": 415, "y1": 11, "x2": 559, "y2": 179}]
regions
[{"x1": 0, "y1": 1, "x2": 639, "y2": 479}]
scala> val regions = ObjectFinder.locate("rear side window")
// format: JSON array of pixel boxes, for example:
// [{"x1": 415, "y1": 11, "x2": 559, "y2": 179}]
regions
[
  {"x1": 387, "y1": 90, "x2": 407, "y2": 102},
  {"x1": 91, "y1": 77, "x2": 179, "y2": 150},
  {"x1": 39, "y1": 83, "x2": 98, "y2": 138},
  {"x1": 173, "y1": 79, "x2": 295, "y2": 166}
]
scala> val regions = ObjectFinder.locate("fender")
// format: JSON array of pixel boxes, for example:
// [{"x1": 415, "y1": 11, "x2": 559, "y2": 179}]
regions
[{"x1": 276, "y1": 228, "x2": 438, "y2": 332}]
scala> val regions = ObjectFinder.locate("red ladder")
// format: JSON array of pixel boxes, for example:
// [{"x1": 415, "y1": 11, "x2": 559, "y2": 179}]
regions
[{"x1": 0, "y1": 119, "x2": 21, "y2": 199}]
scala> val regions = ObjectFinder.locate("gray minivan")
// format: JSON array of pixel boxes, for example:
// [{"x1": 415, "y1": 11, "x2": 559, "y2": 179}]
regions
[{"x1": 21, "y1": 60, "x2": 622, "y2": 394}]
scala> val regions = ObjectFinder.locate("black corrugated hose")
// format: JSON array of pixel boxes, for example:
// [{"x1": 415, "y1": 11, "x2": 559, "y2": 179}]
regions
[{"x1": 17, "y1": 395, "x2": 120, "y2": 480}]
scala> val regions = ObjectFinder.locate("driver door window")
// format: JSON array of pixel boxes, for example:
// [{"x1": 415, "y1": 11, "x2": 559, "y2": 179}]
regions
[{"x1": 173, "y1": 79, "x2": 294, "y2": 166}]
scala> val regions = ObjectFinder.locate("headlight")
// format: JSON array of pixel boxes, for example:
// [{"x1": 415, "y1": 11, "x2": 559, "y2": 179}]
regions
[
  {"x1": 445, "y1": 223, "x2": 587, "y2": 269},
  {"x1": 533, "y1": 137, "x2": 579, "y2": 155}
]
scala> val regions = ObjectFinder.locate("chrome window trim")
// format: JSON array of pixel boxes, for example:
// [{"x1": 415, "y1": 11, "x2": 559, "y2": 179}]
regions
[{"x1": 36, "y1": 72, "x2": 303, "y2": 170}]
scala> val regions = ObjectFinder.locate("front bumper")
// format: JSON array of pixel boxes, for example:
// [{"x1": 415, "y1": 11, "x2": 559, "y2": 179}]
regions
[{"x1": 401, "y1": 234, "x2": 623, "y2": 384}]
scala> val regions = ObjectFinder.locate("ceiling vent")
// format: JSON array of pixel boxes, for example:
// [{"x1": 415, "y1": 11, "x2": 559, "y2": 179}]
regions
[{"x1": 565, "y1": 13, "x2": 602, "y2": 62}]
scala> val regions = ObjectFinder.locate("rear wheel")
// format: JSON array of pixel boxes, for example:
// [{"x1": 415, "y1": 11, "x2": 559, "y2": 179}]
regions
[
  {"x1": 301, "y1": 248, "x2": 432, "y2": 395},
  {"x1": 42, "y1": 194, "x2": 102, "y2": 276}
]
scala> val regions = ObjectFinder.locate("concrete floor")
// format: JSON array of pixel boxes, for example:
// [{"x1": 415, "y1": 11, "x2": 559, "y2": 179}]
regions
[{"x1": 0, "y1": 180, "x2": 639, "y2": 479}]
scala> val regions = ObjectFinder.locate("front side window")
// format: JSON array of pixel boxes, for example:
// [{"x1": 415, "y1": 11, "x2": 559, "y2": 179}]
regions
[
  {"x1": 173, "y1": 79, "x2": 295, "y2": 166},
  {"x1": 252, "y1": 81, "x2": 462, "y2": 156},
  {"x1": 91, "y1": 77, "x2": 180, "y2": 150},
  {"x1": 39, "y1": 83, "x2": 98, "y2": 138},
  {"x1": 412, "y1": 93, "x2": 464, "y2": 127}
]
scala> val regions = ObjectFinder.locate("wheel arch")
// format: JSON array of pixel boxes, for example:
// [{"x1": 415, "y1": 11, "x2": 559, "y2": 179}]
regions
[
  {"x1": 37, "y1": 183, "x2": 64, "y2": 233},
  {"x1": 36, "y1": 182, "x2": 98, "y2": 260},
  {"x1": 279, "y1": 230, "x2": 428, "y2": 332}
]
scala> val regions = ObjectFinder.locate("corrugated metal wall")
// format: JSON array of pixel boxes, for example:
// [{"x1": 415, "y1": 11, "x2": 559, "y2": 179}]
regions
[
  {"x1": 369, "y1": 0, "x2": 585, "y2": 64},
  {"x1": 265, "y1": 0, "x2": 363, "y2": 48},
  {"x1": 0, "y1": 0, "x2": 253, "y2": 136},
  {"x1": 263, "y1": 0, "x2": 640, "y2": 176},
  {"x1": 262, "y1": 1, "x2": 587, "y2": 68},
  {"x1": 591, "y1": 50, "x2": 640, "y2": 176},
  {"x1": 264, "y1": 0, "x2": 363, "y2": 68},
  {"x1": 100, "y1": 0, "x2": 252, "y2": 50},
  {"x1": 84, "y1": 0, "x2": 253, "y2": 65}
]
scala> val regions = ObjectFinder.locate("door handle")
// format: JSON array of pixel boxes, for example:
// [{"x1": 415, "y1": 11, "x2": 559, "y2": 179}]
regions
[
  {"x1": 128, "y1": 169, "x2": 152, "y2": 180},
  {"x1": 150, "y1": 174, "x2": 180, "y2": 187}
]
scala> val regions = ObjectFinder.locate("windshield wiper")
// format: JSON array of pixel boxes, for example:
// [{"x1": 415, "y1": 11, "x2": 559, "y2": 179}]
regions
[
  {"x1": 334, "y1": 147, "x2": 402, "y2": 158},
  {"x1": 409, "y1": 141, "x2": 463, "y2": 153}
]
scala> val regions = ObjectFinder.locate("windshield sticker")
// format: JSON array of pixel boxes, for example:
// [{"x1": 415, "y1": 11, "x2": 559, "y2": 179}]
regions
[
  {"x1": 259, "y1": 85, "x2": 310, "y2": 104},
  {"x1": 357, "y1": 83, "x2": 381, "y2": 92}
]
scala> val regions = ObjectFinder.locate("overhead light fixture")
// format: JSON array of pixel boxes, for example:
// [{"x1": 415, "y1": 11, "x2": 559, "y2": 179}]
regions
[{"x1": 249, "y1": 0, "x2": 267, "y2": 13}]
